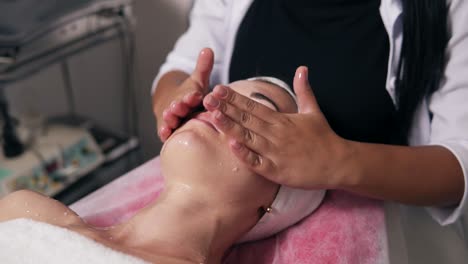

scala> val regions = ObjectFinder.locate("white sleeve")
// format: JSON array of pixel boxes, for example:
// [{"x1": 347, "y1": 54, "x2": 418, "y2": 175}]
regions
[
  {"x1": 426, "y1": 0, "x2": 468, "y2": 225},
  {"x1": 150, "y1": 0, "x2": 230, "y2": 95}
]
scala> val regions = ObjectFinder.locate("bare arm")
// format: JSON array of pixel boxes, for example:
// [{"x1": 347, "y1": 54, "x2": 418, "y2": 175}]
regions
[{"x1": 339, "y1": 143, "x2": 464, "y2": 206}]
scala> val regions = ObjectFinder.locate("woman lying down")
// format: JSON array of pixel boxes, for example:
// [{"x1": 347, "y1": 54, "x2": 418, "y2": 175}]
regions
[{"x1": 0, "y1": 77, "x2": 324, "y2": 264}]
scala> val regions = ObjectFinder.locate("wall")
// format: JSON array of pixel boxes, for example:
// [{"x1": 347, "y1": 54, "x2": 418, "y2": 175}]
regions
[{"x1": 4, "y1": 0, "x2": 193, "y2": 161}]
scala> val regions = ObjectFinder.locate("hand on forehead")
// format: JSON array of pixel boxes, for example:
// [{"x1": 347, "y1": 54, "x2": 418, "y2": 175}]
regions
[{"x1": 228, "y1": 80, "x2": 297, "y2": 113}]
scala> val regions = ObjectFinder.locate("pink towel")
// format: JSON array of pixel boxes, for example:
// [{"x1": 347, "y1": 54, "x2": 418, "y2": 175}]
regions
[{"x1": 71, "y1": 157, "x2": 389, "y2": 264}]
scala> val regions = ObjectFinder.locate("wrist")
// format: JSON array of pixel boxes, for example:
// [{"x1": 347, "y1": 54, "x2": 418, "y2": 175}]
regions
[
  {"x1": 152, "y1": 93, "x2": 165, "y2": 126},
  {"x1": 332, "y1": 139, "x2": 364, "y2": 190},
  {"x1": 153, "y1": 71, "x2": 190, "y2": 115}
]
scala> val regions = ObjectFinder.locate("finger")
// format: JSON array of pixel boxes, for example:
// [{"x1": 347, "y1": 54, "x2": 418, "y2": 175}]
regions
[
  {"x1": 205, "y1": 85, "x2": 276, "y2": 123},
  {"x1": 159, "y1": 126, "x2": 172, "y2": 142},
  {"x1": 205, "y1": 93, "x2": 272, "y2": 134},
  {"x1": 230, "y1": 140, "x2": 273, "y2": 175},
  {"x1": 182, "y1": 91, "x2": 204, "y2": 108},
  {"x1": 293, "y1": 66, "x2": 321, "y2": 114},
  {"x1": 163, "y1": 108, "x2": 180, "y2": 129},
  {"x1": 212, "y1": 110, "x2": 271, "y2": 152},
  {"x1": 170, "y1": 101, "x2": 190, "y2": 118},
  {"x1": 191, "y1": 48, "x2": 214, "y2": 91}
]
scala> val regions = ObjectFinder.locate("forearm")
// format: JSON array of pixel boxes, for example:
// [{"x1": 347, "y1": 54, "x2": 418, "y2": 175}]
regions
[
  {"x1": 339, "y1": 141, "x2": 464, "y2": 207},
  {"x1": 152, "y1": 70, "x2": 190, "y2": 120}
]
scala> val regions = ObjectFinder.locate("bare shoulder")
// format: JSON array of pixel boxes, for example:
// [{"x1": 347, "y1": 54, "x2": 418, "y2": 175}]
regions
[{"x1": 0, "y1": 190, "x2": 82, "y2": 226}]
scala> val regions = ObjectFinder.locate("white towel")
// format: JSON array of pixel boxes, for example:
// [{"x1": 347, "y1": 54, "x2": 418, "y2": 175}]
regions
[{"x1": 0, "y1": 218, "x2": 148, "y2": 264}]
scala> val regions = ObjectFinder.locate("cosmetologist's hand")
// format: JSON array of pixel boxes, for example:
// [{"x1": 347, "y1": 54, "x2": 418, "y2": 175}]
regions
[
  {"x1": 203, "y1": 66, "x2": 351, "y2": 189},
  {"x1": 154, "y1": 48, "x2": 214, "y2": 142}
]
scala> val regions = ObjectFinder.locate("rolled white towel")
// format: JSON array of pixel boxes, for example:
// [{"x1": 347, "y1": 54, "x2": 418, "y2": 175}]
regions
[{"x1": 0, "y1": 218, "x2": 148, "y2": 264}]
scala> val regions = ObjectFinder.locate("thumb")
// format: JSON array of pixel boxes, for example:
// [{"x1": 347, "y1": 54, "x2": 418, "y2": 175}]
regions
[
  {"x1": 293, "y1": 66, "x2": 320, "y2": 114},
  {"x1": 191, "y1": 48, "x2": 214, "y2": 92}
]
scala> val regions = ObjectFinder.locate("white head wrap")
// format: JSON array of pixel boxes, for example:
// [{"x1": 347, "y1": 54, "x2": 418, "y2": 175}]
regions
[
  {"x1": 237, "y1": 77, "x2": 325, "y2": 242},
  {"x1": 247, "y1": 76, "x2": 297, "y2": 103}
]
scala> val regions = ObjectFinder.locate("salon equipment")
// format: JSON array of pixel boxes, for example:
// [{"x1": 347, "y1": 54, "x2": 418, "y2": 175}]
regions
[
  {"x1": 71, "y1": 157, "x2": 389, "y2": 264},
  {"x1": 50, "y1": 116, "x2": 140, "y2": 205},
  {"x1": 0, "y1": 96, "x2": 23, "y2": 158},
  {"x1": 0, "y1": 0, "x2": 133, "y2": 80},
  {"x1": 0, "y1": 0, "x2": 140, "y2": 200},
  {"x1": 0, "y1": 124, "x2": 104, "y2": 198},
  {"x1": 0, "y1": 0, "x2": 138, "y2": 136}
]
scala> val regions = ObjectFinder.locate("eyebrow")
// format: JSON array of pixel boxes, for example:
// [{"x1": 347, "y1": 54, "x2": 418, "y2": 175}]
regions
[{"x1": 250, "y1": 92, "x2": 280, "y2": 111}]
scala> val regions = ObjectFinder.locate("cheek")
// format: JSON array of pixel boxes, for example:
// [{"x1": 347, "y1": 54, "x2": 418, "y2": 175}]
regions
[
  {"x1": 161, "y1": 125, "x2": 235, "y2": 180},
  {"x1": 162, "y1": 121, "x2": 221, "y2": 155}
]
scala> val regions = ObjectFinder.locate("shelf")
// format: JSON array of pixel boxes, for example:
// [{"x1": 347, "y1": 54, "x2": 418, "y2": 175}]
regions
[{"x1": 0, "y1": 0, "x2": 133, "y2": 84}]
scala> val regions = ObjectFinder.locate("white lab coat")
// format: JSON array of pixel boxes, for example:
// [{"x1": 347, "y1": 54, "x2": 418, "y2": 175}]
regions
[{"x1": 154, "y1": 0, "x2": 468, "y2": 262}]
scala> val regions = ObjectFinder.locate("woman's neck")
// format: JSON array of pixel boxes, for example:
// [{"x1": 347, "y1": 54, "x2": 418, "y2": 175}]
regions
[{"x1": 115, "y1": 182, "x2": 259, "y2": 264}]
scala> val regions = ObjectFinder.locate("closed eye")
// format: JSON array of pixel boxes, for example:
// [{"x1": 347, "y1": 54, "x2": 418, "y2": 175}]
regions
[{"x1": 250, "y1": 92, "x2": 279, "y2": 112}]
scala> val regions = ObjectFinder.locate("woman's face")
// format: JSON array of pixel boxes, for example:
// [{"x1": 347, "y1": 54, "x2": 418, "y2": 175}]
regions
[{"x1": 160, "y1": 80, "x2": 297, "y2": 208}]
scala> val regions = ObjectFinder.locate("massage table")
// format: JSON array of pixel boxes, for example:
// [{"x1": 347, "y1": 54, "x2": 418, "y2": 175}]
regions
[{"x1": 71, "y1": 156, "x2": 389, "y2": 264}]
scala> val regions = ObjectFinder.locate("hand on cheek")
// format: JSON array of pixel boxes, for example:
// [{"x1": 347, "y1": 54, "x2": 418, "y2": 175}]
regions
[
  {"x1": 157, "y1": 48, "x2": 213, "y2": 142},
  {"x1": 203, "y1": 67, "x2": 350, "y2": 190}
]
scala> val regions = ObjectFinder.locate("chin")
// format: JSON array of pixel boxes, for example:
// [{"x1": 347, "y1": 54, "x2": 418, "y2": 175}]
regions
[
  {"x1": 161, "y1": 122, "x2": 215, "y2": 155},
  {"x1": 160, "y1": 122, "x2": 224, "y2": 178}
]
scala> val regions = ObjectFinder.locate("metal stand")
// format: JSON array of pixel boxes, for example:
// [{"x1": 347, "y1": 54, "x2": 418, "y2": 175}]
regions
[
  {"x1": 0, "y1": 2, "x2": 142, "y2": 201},
  {"x1": 0, "y1": 2, "x2": 139, "y2": 140},
  {"x1": 0, "y1": 84, "x2": 24, "y2": 158},
  {"x1": 60, "y1": 60, "x2": 77, "y2": 118}
]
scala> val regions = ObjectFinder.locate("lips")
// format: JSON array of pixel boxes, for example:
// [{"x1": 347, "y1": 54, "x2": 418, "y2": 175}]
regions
[{"x1": 192, "y1": 112, "x2": 219, "y2": 132}]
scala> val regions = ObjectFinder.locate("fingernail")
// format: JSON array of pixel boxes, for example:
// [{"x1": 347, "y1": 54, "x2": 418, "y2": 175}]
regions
[
  {"x1": 193, "y1": 91, "x2": 203, "y2": 98},
  {"x1": 215, "y1": 86, "x2": 228, "y2": 98},
  {"x1": 297, "y1": 66, "x2": 308, "y2": 81},
  {"x1": 206, "y1": 95, "x2": 220, "y2": 108}
]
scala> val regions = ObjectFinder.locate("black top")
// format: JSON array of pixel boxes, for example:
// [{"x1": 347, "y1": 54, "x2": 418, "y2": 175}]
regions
[{"x1": 229, "y1": 0, "x2": 397, "y2": 144}]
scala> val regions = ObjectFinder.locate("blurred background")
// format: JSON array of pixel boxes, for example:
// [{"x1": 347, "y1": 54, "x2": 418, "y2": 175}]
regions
[{"x1": 0, "y1": 0, "x2": 193, "y2": 204}]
